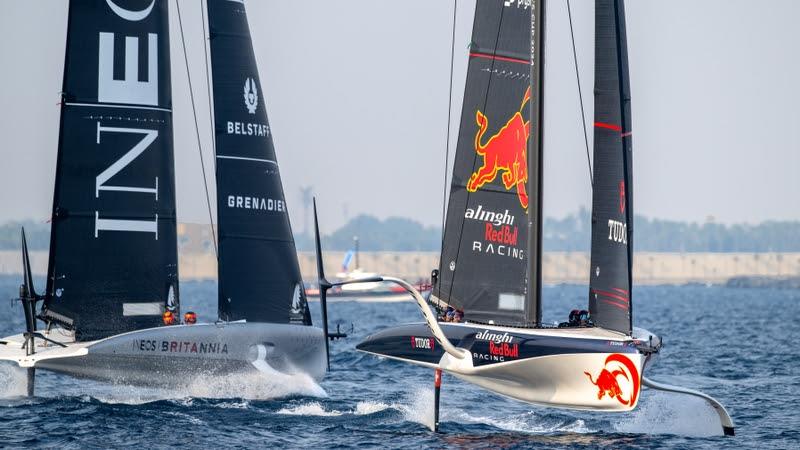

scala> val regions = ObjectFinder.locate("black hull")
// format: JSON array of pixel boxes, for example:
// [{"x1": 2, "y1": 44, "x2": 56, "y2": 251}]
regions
[{"x1": 357, "y1": 322, "x2": 640, "y2": 368}]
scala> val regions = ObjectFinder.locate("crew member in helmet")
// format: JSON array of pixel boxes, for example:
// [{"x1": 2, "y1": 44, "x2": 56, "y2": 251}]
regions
[{"x1": 162, "y1": 310, "x2": 177, "y2": 325}]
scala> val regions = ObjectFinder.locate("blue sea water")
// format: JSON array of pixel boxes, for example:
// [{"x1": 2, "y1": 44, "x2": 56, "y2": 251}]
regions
[{"x1": 0, "y1": 276, "x2": 797, "y2": 449}]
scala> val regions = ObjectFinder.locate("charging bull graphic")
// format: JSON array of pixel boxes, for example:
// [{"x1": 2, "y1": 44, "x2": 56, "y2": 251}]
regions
[
  {"x1": 466, "y1": 87, "x2": 531, "y2": 210},
  {"x1": 584, "y1": 353, "x2": 640, "y2": 407}
]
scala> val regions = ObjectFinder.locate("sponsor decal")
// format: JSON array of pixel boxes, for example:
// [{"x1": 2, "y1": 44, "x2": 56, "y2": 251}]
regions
[
  {"x1": 488, "y1": 341, "x2": 519, "y2": 358},
  {"x1": 410, "y1": 336, "x2": 435, "y2": 350},
  {"x1": 227, "y1": 195, "x2": 285, "y2": 212},
  {"x1": 133, "y1": 339, "x2": 229, "y2": 355},
  {"x1": 619, "y1": 180, "x2": 626, "y2": 214},
  {"x1": 475, "y1": 330, "x2": 514, "y2": 344},
  {"x1": 464, "y1": 205, "x2": 514, "y2": 226},
  {"x1": 226, "y1": 77, "x2": 270, "y2": 137},
  {"x1": 607, "y1": 219, "x2": 628, "y2": 244},
  {"x1": 464, "y1": 205, "x2": 523, "y2": 260},
  {"x1": 93, "y1": 3, "x2": 161, "y2": 238},
  {"x1": 226, "y1": 121, "x2": 270, "y2": 137},
  {"x1": 504, "y1": 0, "x2": 532, "y2": 8},
  {"x1": 243, "y1": 77, "x2": 259, "y2": 114},
  {"x1": 466, "y1": 87, "x2": 531, "y2": 211},
  {"x1": 584, "y1": 353, "x2": 640, "y2": 407}
]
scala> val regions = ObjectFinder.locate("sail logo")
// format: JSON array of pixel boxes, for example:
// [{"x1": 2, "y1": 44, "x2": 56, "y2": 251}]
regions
[
  {"x1": 464, "y1": 205, "x2": 514, "y2": 226},
  {"x1": 584, "y1": 353, "x2": 640, "y2": 408},
  {"x1": 226, "y1": 77, "x2": 269, "y2": 137},
  {"x1": 619, "y1": 180, "x2": 626, "y2": 213},
  {"x1": 99, "y1": 1, "x2": 159, "y2": 105},
  {"x1": 465, "y1": 205, "x2": 523, "y2": 259},
  {"x1": 608, "y1": 220, "x2": 627, "y2": 245},
  {"x1": 244, "y1": 77, "x2": 259, "y2": 114},
  {"x1": 485, "y1": 223, "x2": 518, "y2": 246},
  {"x1": 467, "y1": 87, "x2": 531, "y2": 210},
  {"x1": 504, "y1": 0, "x2": 532, "y2": 8},
  {"x1": 94, "y1": 0, "x2": 161, "y2": 239},
  {"x1": 227, "y1": 195, "x2": 285, "y2": 212}
]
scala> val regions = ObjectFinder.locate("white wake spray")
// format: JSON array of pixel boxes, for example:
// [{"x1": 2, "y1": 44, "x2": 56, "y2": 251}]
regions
[{"x1": 614, "y1": 391, "x2": 723, "y2": 437}]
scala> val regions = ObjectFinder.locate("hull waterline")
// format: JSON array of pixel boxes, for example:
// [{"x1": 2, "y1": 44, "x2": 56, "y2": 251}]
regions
[{"x1": 0, "y1": 322, "x2": 327, "y2": 387}]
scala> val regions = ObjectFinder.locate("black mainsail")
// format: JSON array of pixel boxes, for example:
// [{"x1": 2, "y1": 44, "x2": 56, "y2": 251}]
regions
[
  {"x1": 588, "y1": 0, "x2": 633, "y2": 334},
  {"x1": 41, "y1": 0, "x2": 178, "y2": 341},
  {"x1": 433, "y1": 1, "x2": 543, "y2": 326},
  {"x1": 207, "y1": 0, "x2": 310, "y2": 325}
]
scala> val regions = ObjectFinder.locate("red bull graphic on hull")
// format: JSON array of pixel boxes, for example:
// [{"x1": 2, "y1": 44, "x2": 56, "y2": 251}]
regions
[
  {"x1": 584, "y1": 353, "x2": 640, "y2": 407},
  {"x1": 467, "y1": 87, "x2": 531, "y2": 210}
]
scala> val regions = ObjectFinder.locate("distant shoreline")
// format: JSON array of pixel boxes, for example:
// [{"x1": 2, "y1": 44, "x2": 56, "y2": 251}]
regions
[{"x1": 2, "y1": 250, "x2": 798, "y2": 287}]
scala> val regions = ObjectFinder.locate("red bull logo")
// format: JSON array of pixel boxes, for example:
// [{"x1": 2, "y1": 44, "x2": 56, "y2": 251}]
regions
[
  {"x1": 584, "y1": 353, "x2": 640, "y2": 407},
  {"x1": 467, "y1": 87, "x2": 531, "y2": 210}
]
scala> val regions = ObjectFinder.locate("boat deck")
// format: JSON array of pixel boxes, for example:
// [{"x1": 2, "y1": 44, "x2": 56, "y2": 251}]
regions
[{"x1": 0, "y1": 330, "x2": 89, "y2": 367}]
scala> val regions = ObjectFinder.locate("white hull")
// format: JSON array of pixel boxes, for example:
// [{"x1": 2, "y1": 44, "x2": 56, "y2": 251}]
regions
[
  {"x1": 0, "y1": 322, "x2": 327, "y2": 386},
  {"x1": 443, "y1": 351, "x2": 645, "y2": 411}
]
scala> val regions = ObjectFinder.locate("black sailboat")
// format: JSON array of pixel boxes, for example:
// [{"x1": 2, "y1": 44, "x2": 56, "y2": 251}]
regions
[
  {"x1": 1, "y1": 0, "x2": 326, "y2": 391},
  {"x1": 352, "y1": 0, "x2": 734, "y2": 435}
]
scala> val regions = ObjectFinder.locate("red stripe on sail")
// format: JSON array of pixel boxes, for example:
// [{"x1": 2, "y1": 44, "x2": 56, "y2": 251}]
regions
[
  {"x1": 594, "y1": 122, "x2": 623, "y2": 132},
  {"x1": 469, "y1": 52, "x2": 529, "y2": 65},
  {"x1": 592, "y1": 289, "x2": 629, "y2": 303},
  {"x1": 601, "y1": 298, "x2": 629, "y2": 310}
]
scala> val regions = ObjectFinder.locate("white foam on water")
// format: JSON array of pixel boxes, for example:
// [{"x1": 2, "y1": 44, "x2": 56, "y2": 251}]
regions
[
  {"x1": 184, "y1": 370, "x2": 327, "y2": 400},
  {"x1": 449, "y1": 409, "x2": 592, "y2": 434},
  {"x1": 0, "y1": 364, "x2": 29, "y2": 398},
  {"x1": 64, "y1": 361, "x2": 326, "y2": 404},
  {"x1": 614, "y1": 391, "x2": 723, "y2": 437},
  {"x1": 389, "y1": 386, "x2": 594, "y2": 434},
  {"x1": 396, "y1": 387, "x2": 435, "y2": 430},
  {"x1": 277, "y1": 401, "x2": 343, "y2": 417},
  {"x1": 353, "y1": 401, "x2": 391, "y2": 415}
]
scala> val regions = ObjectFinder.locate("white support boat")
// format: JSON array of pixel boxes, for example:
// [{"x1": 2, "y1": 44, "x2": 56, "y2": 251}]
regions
[
  {"x1": 1, "y1": 0, "x2": 333, "y2": 394},
  {"x1": 348, "y1": 0, "x2": 734, "y2": 436}
]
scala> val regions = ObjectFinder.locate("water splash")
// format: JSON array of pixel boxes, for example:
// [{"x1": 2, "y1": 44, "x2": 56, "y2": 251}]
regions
[
  {"x1": 614, "y1": 391, "x2": 723, "y2": 437},
  {"x1": 0, "y1": 364, "x2": 29, "y2": 398},
  {"x1": 61, "y1": 364, "x2": 326, "y2": 404},
  {"x1": 184, "y1": 370, "x2": 326, "y2": 400},
  {"x1": 277, "y1": 402, "x2": 343, "y2": 417},
  {"x1": 396, "y1": 387, "x2": 435, "y2": 430},
  {"x1": 354, "y1": 401, "x2": 391, "y2": 415}
]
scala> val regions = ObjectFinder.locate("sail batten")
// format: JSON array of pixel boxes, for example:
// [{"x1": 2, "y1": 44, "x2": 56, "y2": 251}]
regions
[
  {"x1": 434, "y1": 1, "x2": 542, "y2": 326},
  {"x1": 589, "y1": 0, "x2": 634, "y2": 334},
  {"x1": 207, "y1": 0, "x2": 310, "y2": 325},
  {"x1": 41, "y1": 0, "x2": 178, "y2": 342}
]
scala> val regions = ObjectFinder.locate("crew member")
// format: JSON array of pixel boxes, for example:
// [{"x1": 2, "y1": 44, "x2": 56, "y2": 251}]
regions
[{"x1": 162, "y1": 310, "x2": 176, "y2": 325}]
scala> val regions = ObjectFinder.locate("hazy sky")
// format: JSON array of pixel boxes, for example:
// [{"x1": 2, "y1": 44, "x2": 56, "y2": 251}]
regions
[{"x1": 1, "y1": 0, "x2": 798, "y2": 233}]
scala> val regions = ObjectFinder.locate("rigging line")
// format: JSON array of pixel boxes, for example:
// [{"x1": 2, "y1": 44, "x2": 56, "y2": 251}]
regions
[
  {"x1": 439, "y1": 0, "x2": 458, "y2": 257},
  {"x1": 446, "y1": 2, "x2": 508, "y2": 305},
  {"x1": 201, "y1": 0, "x2": 217, "y2": 170},
  {"x1": 176, "y1": 0, "x2": 218, "y2": 257},
  {"x1": 567, "y1": 0, "x2": 593, "y2": 188}
]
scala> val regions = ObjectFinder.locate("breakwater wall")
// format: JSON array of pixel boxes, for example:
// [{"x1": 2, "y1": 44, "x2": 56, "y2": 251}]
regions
[{"x1": 2, "y1": 251, "x2": 799, "y2": 286}]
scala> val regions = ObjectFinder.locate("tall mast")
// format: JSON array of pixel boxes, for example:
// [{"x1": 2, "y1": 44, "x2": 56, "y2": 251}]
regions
[
  {"x1": 588, "y1": 0, "x2": 634, "y2": 334},
  {"x1": 526, "y1": 0, "x2": 546, "y2": 325}
]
